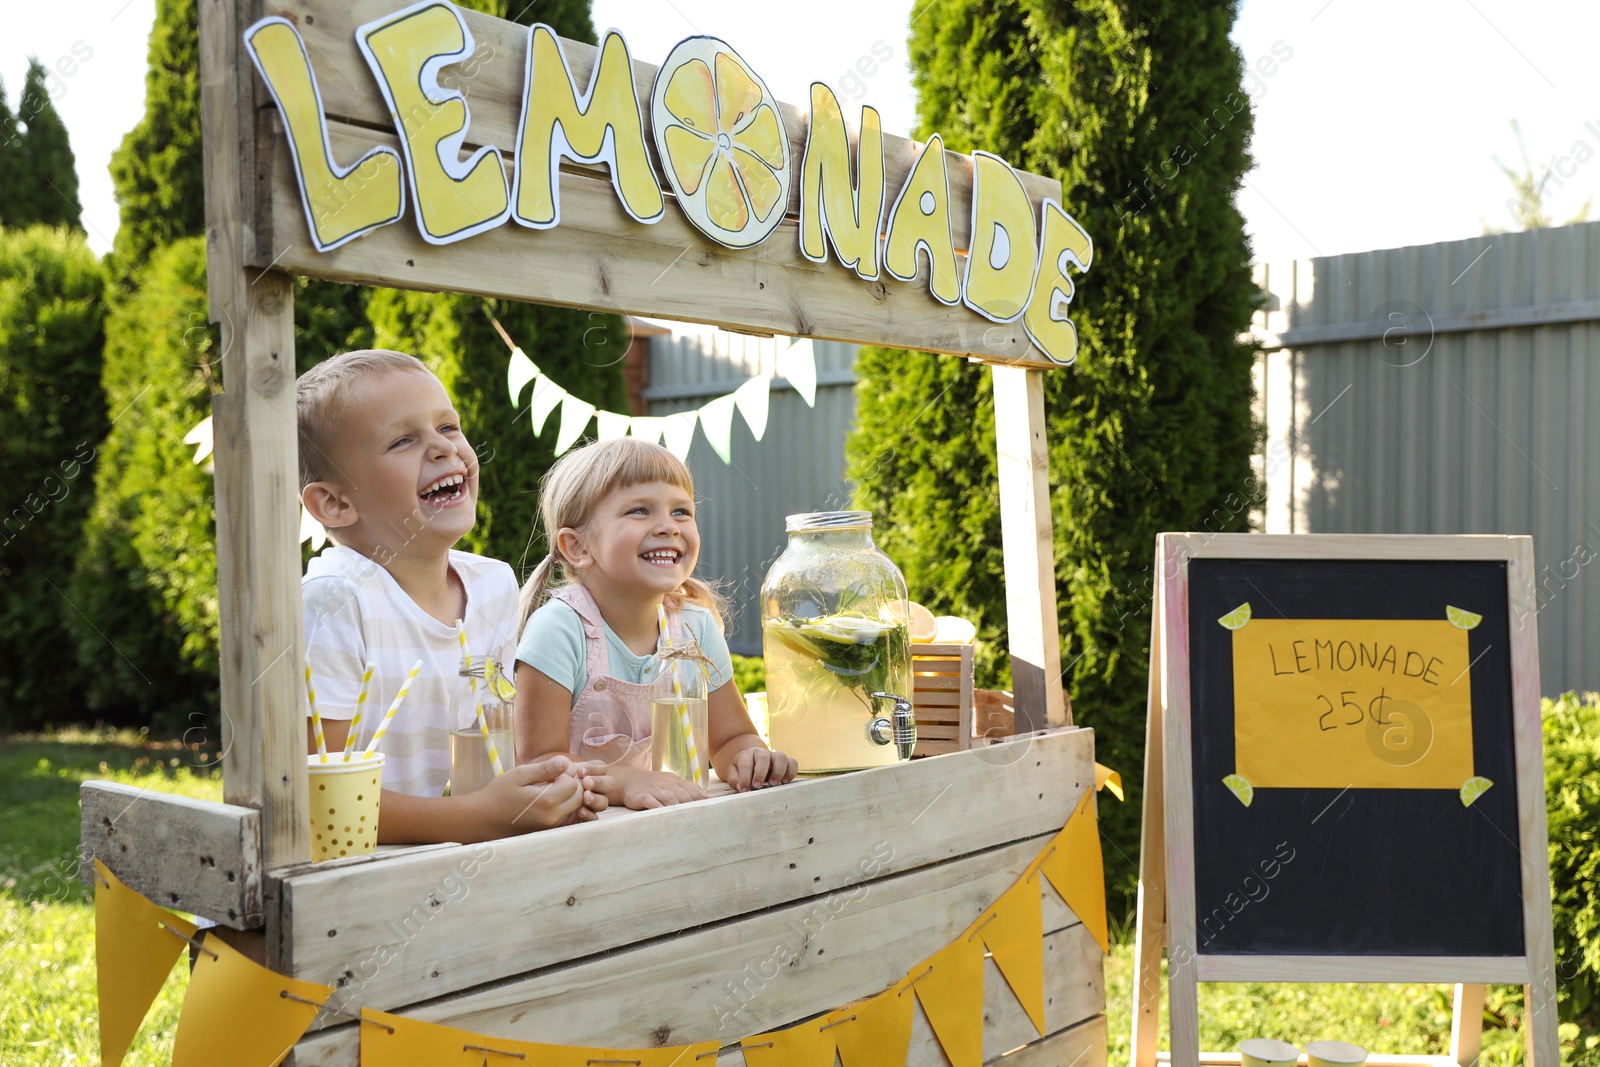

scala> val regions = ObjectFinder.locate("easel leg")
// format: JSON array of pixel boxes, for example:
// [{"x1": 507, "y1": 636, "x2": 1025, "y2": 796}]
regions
[
  {"x1": 1449, "y1": 983, "x2": 1483, "y2": 1067},
  {"x1": 1131, "y1": 579, "x2": 1167, "y2": 1067},
  {"x1": 1524, "y1": 977, "x2": 1559, "y2": 1067}
]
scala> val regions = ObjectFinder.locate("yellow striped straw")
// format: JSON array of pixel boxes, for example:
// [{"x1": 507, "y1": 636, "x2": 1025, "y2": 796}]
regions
[
  {"x1": 306, "y1": 665, "x2": 327, "y2": 763},
  {"x1": 458, "y1": 622, "x2": 505, "y2": 777},
  {"x1": 341, "y1": 661, "x2": 375, "y2": 762},
  {"x1": 364, "y1": 658, "x2": 423, "y2": 757},
  {"x1": 657, "y1": 604, "x2": 699, "y2": 782}
]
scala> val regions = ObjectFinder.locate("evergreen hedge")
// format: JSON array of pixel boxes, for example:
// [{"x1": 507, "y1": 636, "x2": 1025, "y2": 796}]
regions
[
  {"x1": 849, "y1": 0, "x2": 1261, "y2": 909},
  {"x1": 0, "y1": 227, "x2": 105, "y2": 728}
]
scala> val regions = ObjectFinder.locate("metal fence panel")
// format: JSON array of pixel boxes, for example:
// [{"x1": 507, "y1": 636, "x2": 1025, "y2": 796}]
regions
[{"x1": 1254, "y1": 222, "x2": 1600, "y2": 696}]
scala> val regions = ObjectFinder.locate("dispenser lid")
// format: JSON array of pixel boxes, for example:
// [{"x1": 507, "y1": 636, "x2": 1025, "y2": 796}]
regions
[{"x1": 785, "y1": 510, "x2": 873, "y2": 532}]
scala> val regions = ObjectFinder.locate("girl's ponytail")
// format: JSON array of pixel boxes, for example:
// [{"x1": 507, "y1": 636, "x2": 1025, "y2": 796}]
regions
[{"x1": 516, "y1": 550, "x2": 563, "y2": 636}]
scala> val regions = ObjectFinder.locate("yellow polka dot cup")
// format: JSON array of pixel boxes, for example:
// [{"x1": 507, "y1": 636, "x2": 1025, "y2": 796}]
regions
[{"x1": 307, "y1": 753, "x2": 383, "y2": 862}]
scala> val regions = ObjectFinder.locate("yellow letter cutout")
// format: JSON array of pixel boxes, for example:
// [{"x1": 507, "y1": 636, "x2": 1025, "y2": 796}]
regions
[
  {"x1": 1023, "y1": 200, "x2": 1093, "y2": 365},
  {"x1": 514, "y1": 26, "x2": 664, "y2": 229},
  {"x1": 357, "y1": 0, "x2": 509, "y2": 245},
  {"x1": 962, "y1": 151, "x2": 1037, "y2": 322},
  {"x1": 882, "y1": 134, "x2": 959, "y2": 304},
  {"x1": 243, "y1": 18, "x2": 404, "y2": 252},
  {"x1": 799, "y1": 83, "x2": 885, "y2": 280}
]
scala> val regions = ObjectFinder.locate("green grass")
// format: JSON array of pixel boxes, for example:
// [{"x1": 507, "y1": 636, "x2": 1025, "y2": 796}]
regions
[
  {"x1": 1, "y1": 729, "x2": 221, "y2": 1066},
  {"x1": 3, "y1": 728, "x2": 1596, "y2": 1066}
]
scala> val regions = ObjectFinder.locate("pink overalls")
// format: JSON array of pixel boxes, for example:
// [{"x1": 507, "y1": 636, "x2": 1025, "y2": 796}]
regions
[{"x1": 551, "y1": 584, "x2": 687, "y2": 769}]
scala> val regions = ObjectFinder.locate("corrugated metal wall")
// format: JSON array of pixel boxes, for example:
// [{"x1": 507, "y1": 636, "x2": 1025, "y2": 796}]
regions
[
  {"x1": 646, "y1": 331, "x2": 861, "y2": 655},
  {"x1": 1254, "y1": 222, "x2": 1600, "y2": 696}
]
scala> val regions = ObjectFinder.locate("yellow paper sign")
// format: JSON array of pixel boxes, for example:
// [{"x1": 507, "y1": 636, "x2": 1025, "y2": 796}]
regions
[{"x1": 1232, "y1": 618, "x2": 1475, "y2": 789}]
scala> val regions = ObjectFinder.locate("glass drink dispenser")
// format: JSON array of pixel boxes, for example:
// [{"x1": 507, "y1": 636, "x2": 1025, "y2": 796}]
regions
[{"x1": 761, "y1": 511, "x2": 916, "y2": 773}]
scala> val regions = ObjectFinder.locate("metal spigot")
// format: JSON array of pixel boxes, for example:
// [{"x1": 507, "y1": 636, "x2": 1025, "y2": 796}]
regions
[{"x1": 867, "y1": 692, "x2": 917, "y2": 760}]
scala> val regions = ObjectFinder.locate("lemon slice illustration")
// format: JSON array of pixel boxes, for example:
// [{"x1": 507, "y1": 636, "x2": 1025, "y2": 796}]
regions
[
  {"x1": 1218, "y1": 603, "x2": 1252, "y2": 630},
  {"x1": 1459, "y1": 776, "x2": 1493, "y2": 807},
  {"x1": 1446, "y1": 606, "x2": 1483, "y2": 630},
  {"x1": 652, "y1": 39, "x2": 790, "y2": 248},
  {"x1": 1223, "y1": 774, "x2": 1254, "y2": 808}
]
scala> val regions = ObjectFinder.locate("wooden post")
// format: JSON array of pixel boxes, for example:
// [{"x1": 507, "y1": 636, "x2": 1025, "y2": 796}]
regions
[
  {"x1": 1130, "y1": 570, "x2": 1166, "y2": 1067},
  {"x1": 200, "y1": 0, "x2": 309, "y2": 868},
  {"x1": 992, "y1": 365, "x2": 1069, "y2": 732}
]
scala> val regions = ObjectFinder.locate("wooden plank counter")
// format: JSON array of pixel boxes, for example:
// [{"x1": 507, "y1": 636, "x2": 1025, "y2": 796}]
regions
[{"x1": 281, "y1": 726, "x2": 1102, "y2": 1066}]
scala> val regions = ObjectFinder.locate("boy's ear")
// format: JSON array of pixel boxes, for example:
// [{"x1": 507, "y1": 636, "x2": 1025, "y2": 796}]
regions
[
  {"x1": 555, "y1": 527, "x2": 591, "y2": 570},
  {"x1": 303, "y1": 481, "x2": 358, "y2": 530}
]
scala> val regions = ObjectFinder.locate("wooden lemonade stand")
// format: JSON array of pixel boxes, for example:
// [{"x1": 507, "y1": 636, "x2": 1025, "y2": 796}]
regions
[{"x1": 79, "y1": 1, "x2": 1108, "y2": 1064}]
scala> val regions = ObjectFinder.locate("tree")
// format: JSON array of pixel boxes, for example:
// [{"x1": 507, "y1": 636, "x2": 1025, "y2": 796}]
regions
[
  {"x1": 106, "y1": 0, "x2": 202, "y2": 291},
  {"x1": 366, "y1": 0, "x2": 630, "y2": 573},
  {"x1": 14, "y1": 59, "x2": 84, "y2": 230},
  {"x1": 848, "y1": 0, "x2": 1261, "y2": 909},
  {"x1": 1485, "y1": 119, "x2": 1591, "y2": 233},
  {"x1": 0, "y1": 227, "x2": 105, "y2": 726}
]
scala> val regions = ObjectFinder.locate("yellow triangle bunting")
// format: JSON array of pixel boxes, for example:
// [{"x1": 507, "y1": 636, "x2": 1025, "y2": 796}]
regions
[
  {"x1": 1039, "y1": 786, "x2": 1110, "y2": 953},
  {"x1": 977, "y1": 876, "x2": 1047, "y2": 1035},
  {"x1": 742, "y1": 1014, "x2": 837, "y2": 1067},
  {"x1": 910, "y1": 935, "x2": 986, "y2": 1067},
  {"x1": 831, "y1": 981, "x2": 915, "y2": 1067},
  {"x1": 94, "y1": 860, "x2": 198, "y2": 1067},
  {"x1": 360, "y1": 1009, "x2": 484, "y2": 1065},
  {"x1": 171, "y1": 933, "x2": 331, "y2": 1067}
]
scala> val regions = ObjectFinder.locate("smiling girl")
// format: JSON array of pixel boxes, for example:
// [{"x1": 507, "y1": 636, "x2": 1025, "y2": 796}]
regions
[{"x1": 513, "y1": 438, "x2": 797, "y2": 809}]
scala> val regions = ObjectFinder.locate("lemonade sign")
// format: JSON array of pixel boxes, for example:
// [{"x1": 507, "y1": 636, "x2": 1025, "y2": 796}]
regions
[
  {"x1": 242, "y1": 2, "x2": 1093, "y2": 364},
  {"x1": 1223, "y1": 605, "x2": 1490, "y2": 799}
]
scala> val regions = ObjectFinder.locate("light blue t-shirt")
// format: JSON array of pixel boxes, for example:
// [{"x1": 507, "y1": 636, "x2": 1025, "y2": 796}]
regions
[{"x1": 516, "y1": 596, "x2": 734, "y2": 707}]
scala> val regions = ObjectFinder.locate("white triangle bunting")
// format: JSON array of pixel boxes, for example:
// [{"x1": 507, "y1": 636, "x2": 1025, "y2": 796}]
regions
[
  {"x1": 777, "y1": 338, "x2": 819, "y2": 407},
  {"x1": 507, "y1": 347, "x2": 539, "y2": 406},
  {"x1": 697, "y1": 393, "x2": 738, "y2": 464},
  {"x1": 660, "y1": 410, "x2": 698, "y2": 461},
  {"x1": 554, "y1": 395, "x2": 597, "y2": 456},
  {"x1": 529, "y1": 375, "x2": 564, "y2": 435},
  {"x1": 595, "y1": 409, "x2": 631, "y2": 440},
  {"x1": 731, "y1": 375, "x2": 771, "y2": 442}
]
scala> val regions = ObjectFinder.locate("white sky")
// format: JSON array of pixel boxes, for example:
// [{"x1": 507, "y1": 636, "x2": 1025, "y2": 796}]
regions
[{"x1": 4, "y1": 0, "x2": 1598, "y2": 266}]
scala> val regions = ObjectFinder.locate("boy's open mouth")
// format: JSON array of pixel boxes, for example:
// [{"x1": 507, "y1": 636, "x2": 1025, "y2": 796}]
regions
[
  {"x1": 420, "y1": 473, "x2": 467, "y2": 507},
  {"x1": 641, "y1": 548, "x2": 682, "y2": 567}
]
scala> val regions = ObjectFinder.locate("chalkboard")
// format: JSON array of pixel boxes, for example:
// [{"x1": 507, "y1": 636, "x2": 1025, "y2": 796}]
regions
[{"x1": 1186, "y1": 557, "x2": 1523, "y2": 957}]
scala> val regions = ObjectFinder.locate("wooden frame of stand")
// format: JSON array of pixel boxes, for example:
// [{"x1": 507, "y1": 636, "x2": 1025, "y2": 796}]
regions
[
  {"x1": 78, "y1": 1, "x2": 1101, "y2": 1063},
  {"x1": 1130, "y1": 533, "x2": 1558, "y2": 1067}
]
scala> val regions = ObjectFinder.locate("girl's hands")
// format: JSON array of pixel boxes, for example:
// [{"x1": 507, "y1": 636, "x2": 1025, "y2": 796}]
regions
[
  {"x1": 723, "y1": 745, "x2": 798, "y2": 792},
  {"x1": 610, "y1": 763, "x2": 707, "y2": 810},
  {"x1": 466, "y1": 756, "x2": 599, "y2": 835}
]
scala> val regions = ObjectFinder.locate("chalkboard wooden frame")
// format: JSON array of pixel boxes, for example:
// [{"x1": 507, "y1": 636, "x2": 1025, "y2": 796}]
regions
[{"x1": 1130, "y1": 534, "x2": 1557, "y2": 1067}]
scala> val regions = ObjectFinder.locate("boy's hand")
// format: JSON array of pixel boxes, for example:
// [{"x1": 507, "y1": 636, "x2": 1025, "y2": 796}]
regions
[
  {"x1": 724, "y1": 745, "x2": 798, "y2": 792},
  {"x1": 471, "y1": 756, "x2": 586, "y2": 833},
  {"x1": 610, "y1": 764, "x2": 707, "y2": 810}
]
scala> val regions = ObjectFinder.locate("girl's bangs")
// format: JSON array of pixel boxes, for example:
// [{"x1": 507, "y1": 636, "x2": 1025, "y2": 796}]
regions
[{"x1": 609, "y1": 442, "x2": 694, "y2": 492}]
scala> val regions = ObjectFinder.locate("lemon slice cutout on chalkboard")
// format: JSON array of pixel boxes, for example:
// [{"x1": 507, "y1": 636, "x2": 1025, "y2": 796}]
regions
[
  {"x1": 1446, "y1": 605, "x2": 1483, "y2": 630},
  {"x1": 1218, "y1": 603, "x2": 1253, "y2": 630},
  {"x1": 1459, "y1": 776, "x2": 1494, "y2": 807},
  {"x1": 1223, "y1": 774, "x2": 1254, "y2": 808}
]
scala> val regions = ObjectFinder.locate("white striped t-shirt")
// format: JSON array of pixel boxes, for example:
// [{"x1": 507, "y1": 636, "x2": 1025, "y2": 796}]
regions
[{"x1": 302, "y1": 545, "x2": 519, "y2": 797}]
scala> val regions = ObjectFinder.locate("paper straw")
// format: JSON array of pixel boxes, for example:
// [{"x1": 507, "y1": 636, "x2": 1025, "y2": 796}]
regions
[
  {"x1": 658, "y1": 605, "x2": 699, "y2": 781},
  {"x1": 458, "y1": 622, "x2": 505, "y2": 777},
  {"x1": 341, "y1": 661, "x2": 375, "y2": 762},
  {"x1": 306, "y1": 665, "x2": 327, "y2": 763},
  {"x1": 364, "y1": 658, "x2": 423, "y2": 757}
]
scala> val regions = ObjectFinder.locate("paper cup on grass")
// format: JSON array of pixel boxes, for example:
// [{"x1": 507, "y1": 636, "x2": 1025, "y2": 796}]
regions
[
  {"x1": 1306, "y1": 1041, "x2": 1367, "y2": 1067},
  {"x1": 307, "y1": 753, "x2": 383, "y2": 862},
  {"x1": 1240, "y1": 1039, "x2": 1300, "y2": 1067}
]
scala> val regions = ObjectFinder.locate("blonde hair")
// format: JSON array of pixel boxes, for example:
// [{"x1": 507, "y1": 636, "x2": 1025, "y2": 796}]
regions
[
  {"x1": 296, "y1": 349, "x2": 432, "y2": 487},
  {"x1": 518, "y1": 437, "x2": 726, "y2": 634}
]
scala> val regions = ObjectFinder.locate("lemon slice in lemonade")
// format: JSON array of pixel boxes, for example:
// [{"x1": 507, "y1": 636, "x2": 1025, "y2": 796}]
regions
[
  {"x1": 1222, "y1": 774, "x2": 1254, "y2": 808},
  {"x1": 1218, "y1": 602, "x2": 1252, "y2": 630},
  {"x1": 652, "y1": 39, "x2": 790, "y2": 248},
  {"x1": 906, "y1": 602, "x2": 938, "y2": 643},
  {"x1": 1446, "y1": 605, "x2": 1483, "y2": 630},
  {"x1": 1459, "y1": 776, "x2": 1493, "y2": 807}
]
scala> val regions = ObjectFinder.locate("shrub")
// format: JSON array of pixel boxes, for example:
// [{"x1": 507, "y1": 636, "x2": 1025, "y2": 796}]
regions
[{"x1": 1545, "y1": 690, "x2": 1600, "y2": 1027}]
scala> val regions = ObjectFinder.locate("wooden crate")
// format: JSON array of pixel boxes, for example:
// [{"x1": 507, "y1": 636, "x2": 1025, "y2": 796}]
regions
[{"x1": 911, "y1": 643, "x2": 975, "y2": 757}]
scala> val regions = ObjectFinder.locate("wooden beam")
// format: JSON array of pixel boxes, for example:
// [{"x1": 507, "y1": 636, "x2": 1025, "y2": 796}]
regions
[
  {"x1": 1192, "y1": 955, "x2": 1529, "y2": 984},
  {"x1": 201, "y1": 0, "x2": 308, "y2": 870},
  {"x1": 1131, "y1": 571, "x2": 1167, "y2": 1067},
  {"x1": 79, "y1": 782, "x2": 263, "y2": 928},
  {"x1": 263, "y1": 121, "x2": 1060, "y2": 368},
  {"x1": 993, "y1": 365, "x2": 1069, "y2": 729},
  {"x1": 278, "y1": 729, "x2": 1095, "y2": 1021},
  {"x1": 983, "y1": 1016, "x2": 1108, "y2": 1067},
  {"x1": 1451, "y1": 984, "x2": 1485, "y2": 1067},
  {"x1": 288, "y1": 833, "x2": 1103, "y2": 1066}
]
